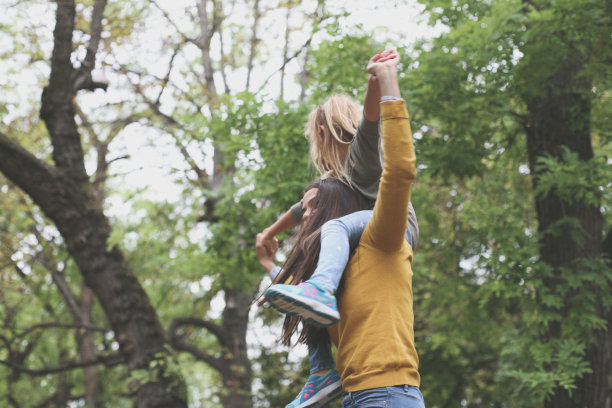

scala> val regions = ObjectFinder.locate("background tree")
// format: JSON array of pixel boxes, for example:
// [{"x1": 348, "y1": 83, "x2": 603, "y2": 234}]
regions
[
  {"x1": 0, "y1": 0, "x2": 188, "y2": 406},
  {"x1": 407, "y1": 0, "x2": 612, "y2": 406}
]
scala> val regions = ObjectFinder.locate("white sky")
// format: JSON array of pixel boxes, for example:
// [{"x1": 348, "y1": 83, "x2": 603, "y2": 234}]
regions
[
  {"x1": 104, "y1": 0, "x2": 443, "y2": 204},
  {"x1": 1, "y1": 0, "x2": 443, "y2": 207}
]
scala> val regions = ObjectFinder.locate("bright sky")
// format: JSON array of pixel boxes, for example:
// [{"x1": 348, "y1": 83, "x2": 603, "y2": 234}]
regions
[
  {"x1": 100, "y1": 0, "x2": 443, "y2": 207},
  {"x1": 1, "y1": 1, "x2": 443, "y2": 207}
]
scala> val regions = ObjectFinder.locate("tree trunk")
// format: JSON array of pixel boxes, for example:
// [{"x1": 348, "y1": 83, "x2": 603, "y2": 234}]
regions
[
  {"x1": 245, "y1": 0, "x2": 261, "y2": 91},
  {"x1": 167, "y1": 290, "x2": 254, "y2": 407},
  {"x1": 220, "y1": 290, "x2": 253, "y2": 408},
  {"x1": 52, "y1": 271, "x2": 104, "y2": 407},
  {"x1": 0, "y1": 1, "x2": 187, "y2": 406},
  {"x1": 525, "y1": 57, "x2": 609, "y2": 408},
  {"x1": 78, "y1": 285, "x2": 104, "y2": 408}
]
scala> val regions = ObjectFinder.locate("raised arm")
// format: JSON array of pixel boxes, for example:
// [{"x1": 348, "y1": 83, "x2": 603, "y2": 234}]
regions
[
  {"x1": 348, "y1": 50, "x2": 402, "y2": 199},
  {"x1": 363, "y1": 75, "x2": 381, "y2": 122},
  {"x1": 363, "y1": 50, "x2": 416, "y2": 251},
  {"x1": 347, "y1": 72, "x2": 383, "y2": 196}
]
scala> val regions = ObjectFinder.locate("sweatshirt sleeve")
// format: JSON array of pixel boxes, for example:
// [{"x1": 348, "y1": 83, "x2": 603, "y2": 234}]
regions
[
  {"x1": 362, "y1": 100, "x2": 416, "y2": 251},
  {"x1": 346, "y1": 115, "x2": 382, "y2": 201},
  {"x1": 269, "y1": 266, "x2": 283, "y2": 283},
  {"x1": 289, "y1": 201, "x2": 303, "y2": 224}
]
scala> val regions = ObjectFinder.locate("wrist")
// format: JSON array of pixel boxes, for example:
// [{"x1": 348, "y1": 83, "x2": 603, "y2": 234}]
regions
[
  {"x1": 259, "y1": 258, "x2": 276, "y2": 272},
  {"x1": 372, "y1": 65, "x2": 397, "y2": 78},
  {"x1": 374, "y1": 69, "x2": 400, "y2": 98}
]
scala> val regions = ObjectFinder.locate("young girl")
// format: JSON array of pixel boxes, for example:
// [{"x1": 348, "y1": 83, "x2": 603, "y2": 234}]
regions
[{"x1": 256, "y1": 50, "x2": 419, "y2": 407}]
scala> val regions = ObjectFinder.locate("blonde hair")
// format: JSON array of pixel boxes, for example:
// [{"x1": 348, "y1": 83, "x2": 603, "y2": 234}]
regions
[{"x1": 305, "y1": 94, "x2": 361, "y2": 182}]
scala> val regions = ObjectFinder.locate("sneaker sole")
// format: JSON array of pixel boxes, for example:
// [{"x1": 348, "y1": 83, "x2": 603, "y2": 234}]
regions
[
  {"x1": 294, "y1": 379, "x2": 343, "y2": 408},
  {"x1": 265, "y1": 287, "x2": 340, "y2": 327}
]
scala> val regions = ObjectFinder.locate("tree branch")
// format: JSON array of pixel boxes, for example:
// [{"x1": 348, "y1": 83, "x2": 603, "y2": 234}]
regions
[
  {"x1": 52, "y1": 271, "x2": 87, "y2": 323},
  {"x1": 217, "y1": 26, "x2": 231, "y2": 94},
  {"x1": 110, "y1": 66, "x2": 212, "y2": 188},
  {"x1": 169, "y1": 337, "x2": 226, "y2": 374},
  {"x1": 509, "y1": 110, "x2": 528, "y2": 127},
  {"x1": 149, "y1": 0, "x2": 199, "y2": 45},
  {"x1": 169, "y1": 133, "x2": 208, "y2": 186},
  {"x1": 44, "y1": 0, "x2": 75, "y2": 97},
  {"x1": 0, "y1": 353, "x2": 123, "y2": 376},
  {"x1": 0, "y1": 132, "x2": 61, "y2": 211},
  {"x1": 73, "y1": 0, "x2": 109, "y2": 92},
  {"x1": 39, "y1": 0, "x2": 89, "y2": 177},
  {"x1": 257, "y1": 36, "x2": 313, "y2": 94},
  {"x1": 245, "y1": 0, "x2": 260, "y2": 91},
  {"x1": 118, "y1": 67, "x2": 183, "y2": 127},
  {"x1": 155, "y1": 45, "x2": 181, "y2": 106},
  {"x1": 167, "y1": 317, "x2": 227, "y2": 373},
  {"x1": 603, "y1": 225, "x2": 612, "y2": 261},
  {"x1": 15, "y1": 322, "x2": 110, "y2": 340},
  {"x1": 11, "y1": 261, "x2": 56, "y2": 317},
  {"x1": 257, "y1": 1, "x2": 331, "y2": 95},
  {"x1": 196, "y1": 0, "x2": 222, "y2": 98},
  {"x1": 279, "y1": 5, "x2": 292, "y2": 100},
  {"x1": 168, "y1": 316, "x2": 226, "y2": 344},
  {"x1": 115, "y1": 62, "x2": 203, "y2": 113}
]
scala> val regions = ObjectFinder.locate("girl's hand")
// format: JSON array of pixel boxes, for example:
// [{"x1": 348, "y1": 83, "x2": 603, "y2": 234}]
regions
[
  {"x1": 255, "y1": 233, "x2": 278, "y2": 272},
  {"x1": 367, "y1": 49, "x2": 399, "y2": 76}
]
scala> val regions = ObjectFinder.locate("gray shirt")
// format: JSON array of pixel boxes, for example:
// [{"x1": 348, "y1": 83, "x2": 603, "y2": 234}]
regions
[{"x1": 290, "y1": 115, "x2": 419, "y2": 248}]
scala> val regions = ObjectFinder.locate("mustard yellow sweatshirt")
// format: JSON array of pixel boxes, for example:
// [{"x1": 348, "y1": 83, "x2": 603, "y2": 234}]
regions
[{"x1": 329, "y1": 99, "x2": 419, "y2": 391}]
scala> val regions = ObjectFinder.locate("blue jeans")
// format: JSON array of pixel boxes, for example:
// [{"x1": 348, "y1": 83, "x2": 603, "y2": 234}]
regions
[
  {"x1": 342, "y1": 385, "x2": 425, "y2": 408},
  {"x1": 308, "y1": 210, "x2": 415, "y2": 293},
  {"x1": 308, "y1": 334, "x2": 334, "y2": 374}
]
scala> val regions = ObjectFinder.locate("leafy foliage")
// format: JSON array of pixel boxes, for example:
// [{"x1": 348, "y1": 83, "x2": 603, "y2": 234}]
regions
[
  {"x1": 407, "y1": 0, "x2": 612, "y2": 406},
  {"x1": 1, "y1": 0, "x2": 611, "y2": 406}
]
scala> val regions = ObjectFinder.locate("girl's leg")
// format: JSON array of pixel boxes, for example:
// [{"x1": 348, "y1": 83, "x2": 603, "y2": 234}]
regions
[
  {"x1": 406, "y1": 201, "x2": 419, "y2": 249},
  {"x1": 265, "y1": 208, "x2": 416, "y2": 327},
  {"x1": 308, "y1": 338, "x2": 334, "y2": 374},
  {"x1": 265, "y1": 210, "x2": 373, "y2": 327},
  {"x1": 310, "y1": 203, "x2": 418, "y2": 293},
  {"x1": 286, "y1": 337, "x2": 342, "y2": 408},
  {"x1": 308, "y1": 210, "x2": 374, "y2": 293}
]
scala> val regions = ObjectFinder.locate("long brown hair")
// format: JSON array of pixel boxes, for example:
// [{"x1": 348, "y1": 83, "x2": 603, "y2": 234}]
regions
[{"x1": 276, "y1": 178, "x2": 370, "y2": 347}]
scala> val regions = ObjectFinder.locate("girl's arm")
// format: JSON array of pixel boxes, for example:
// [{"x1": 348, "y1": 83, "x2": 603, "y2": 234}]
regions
[
  {"x1": 257, "y1": 207, "x2": 298, "y2": 281},
  {"x1": 260, "y1": 207, "x2": 299, "y2": 241},
  {"x1": 347, "y1": 76, "x2": 383, "y2": 195},
  {"x1": 363, "y1": 75, "x2": 381, "y2": 122},
  {"x1": 255, "y1": 232, "x2": 278, "y2": 273},
  {"x1": 255, "y1": 232, "x2": 284, "y2": 282}
]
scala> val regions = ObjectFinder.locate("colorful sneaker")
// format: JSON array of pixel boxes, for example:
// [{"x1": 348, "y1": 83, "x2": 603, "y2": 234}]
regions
[
  {"x1": 285, "y1": 369, "x2": 343, "y2": 408},
  {"x1": 265, "y1": 282, "x2": 339, "y2": 327}
]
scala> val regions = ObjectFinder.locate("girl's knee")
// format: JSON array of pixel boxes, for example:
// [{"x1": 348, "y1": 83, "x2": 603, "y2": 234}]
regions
[{"x1": 322, "y1": 219, "x2": 348, "y2": 234}]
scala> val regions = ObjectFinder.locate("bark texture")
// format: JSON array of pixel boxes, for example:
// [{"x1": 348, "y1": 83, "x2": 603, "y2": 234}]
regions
[
  {"x1": 168, "y1": 290, "x2": 253, "y2": 407},
  {"x1": 525, "y1": 56, "x2": 610, "y2": 408},
  {"x1": 0, "y1": 1, "x2": 187, "y2": 406}
]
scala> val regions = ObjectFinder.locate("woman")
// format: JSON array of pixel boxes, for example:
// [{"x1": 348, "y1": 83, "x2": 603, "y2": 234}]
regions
[
  {"x1": 259, "y1": 51, "x2": 425, "y2": 408},
  {"x1": 257, "y1": 178, "x2": 372, "y2": 407}
]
